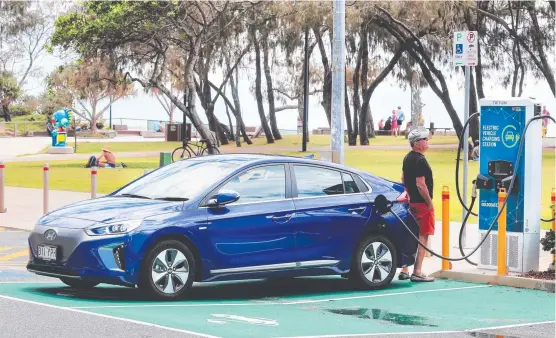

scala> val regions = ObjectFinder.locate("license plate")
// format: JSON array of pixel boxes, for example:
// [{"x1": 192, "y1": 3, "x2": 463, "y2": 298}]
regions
[{"x1": 37, "y1": 245, "x2": 57, "y2": 260}]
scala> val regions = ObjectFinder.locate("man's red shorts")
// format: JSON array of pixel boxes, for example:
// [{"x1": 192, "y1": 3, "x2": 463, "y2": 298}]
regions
[{"x1": 409, "y1": 203, "x2": 435, "y2": 236}]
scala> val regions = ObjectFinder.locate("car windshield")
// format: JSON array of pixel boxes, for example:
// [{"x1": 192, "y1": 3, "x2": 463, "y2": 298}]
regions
[{"x1": 113, "y1": 159, "x2": 242, "y2": 200}]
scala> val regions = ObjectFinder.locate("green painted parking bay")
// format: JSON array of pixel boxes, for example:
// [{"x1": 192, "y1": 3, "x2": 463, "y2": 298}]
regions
[{"x1": 0, "y1": 277, "x2": 554, "y2": 337}]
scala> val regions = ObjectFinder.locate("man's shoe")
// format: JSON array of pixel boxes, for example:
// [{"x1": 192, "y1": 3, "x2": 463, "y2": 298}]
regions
[
  {"x1": 398, "y1": 271, "x2": 410, "y2": 280},
  {"x1": 410, "y1": 273, "x2": 435, "y2": 282}
]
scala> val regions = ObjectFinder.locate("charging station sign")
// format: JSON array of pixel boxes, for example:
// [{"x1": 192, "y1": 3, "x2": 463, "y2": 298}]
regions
[
  {"x1": 453, "y1": 31, "x2": 478, "y2": 67},
  {"x1": 478, "y1": 105, "x2": 525, "y2": 233},
  {"x1": 477, "y1": 98, "x2": 542, "y2": 273}
]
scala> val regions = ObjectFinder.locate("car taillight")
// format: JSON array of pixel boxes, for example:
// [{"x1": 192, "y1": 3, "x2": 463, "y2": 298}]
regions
[{"x1": 397, "y1": 191, "x2": 409, "y2": 202}]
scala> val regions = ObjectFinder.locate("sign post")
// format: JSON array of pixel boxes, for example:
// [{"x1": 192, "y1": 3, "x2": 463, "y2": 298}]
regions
[{"x1": 453, "y1": 31, "x2": 478, "y2": 248}]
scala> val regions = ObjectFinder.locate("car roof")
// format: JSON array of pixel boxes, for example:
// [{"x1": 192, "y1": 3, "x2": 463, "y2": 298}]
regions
[{"x1": 188, "y1": 153, "x2": 376, "y2": 177}]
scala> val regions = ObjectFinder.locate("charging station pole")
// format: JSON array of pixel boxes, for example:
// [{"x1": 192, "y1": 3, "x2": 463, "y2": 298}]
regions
[{"x1": 453, "y1": 30, "x2": 478, "y2": 248}]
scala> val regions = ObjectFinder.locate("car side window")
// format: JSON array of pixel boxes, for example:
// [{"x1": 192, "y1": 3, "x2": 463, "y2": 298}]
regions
[
  {"x1": 294, "y1": 165, "x2": 344, "y2": 197},
  {"x1": 342, "y1": 172, "x2": 360, "y2": 194},
  {"x1": 218, "y1": 164, "x2": 286, "y2": 204}
]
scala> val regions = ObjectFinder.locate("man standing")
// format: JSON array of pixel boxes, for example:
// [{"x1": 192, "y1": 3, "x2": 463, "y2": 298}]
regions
[{"x1": 399, "y1": 128, "x2": 435, "y2": 282}]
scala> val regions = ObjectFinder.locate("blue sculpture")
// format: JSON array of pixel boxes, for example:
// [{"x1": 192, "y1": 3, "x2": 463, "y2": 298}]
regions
[{"x1": 50, "y1": 108, "x2": 72, "y2": 147}]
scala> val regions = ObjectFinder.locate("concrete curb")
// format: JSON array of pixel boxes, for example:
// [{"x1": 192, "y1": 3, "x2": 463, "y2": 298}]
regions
[{"x1": 430, "y1": 270, "x2": 555, "y2": 293}]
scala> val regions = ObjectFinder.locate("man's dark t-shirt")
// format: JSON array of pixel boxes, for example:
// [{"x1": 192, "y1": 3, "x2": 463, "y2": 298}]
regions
[{"x1": 402, "y1": 151, "x2": 433, "y2": 203}]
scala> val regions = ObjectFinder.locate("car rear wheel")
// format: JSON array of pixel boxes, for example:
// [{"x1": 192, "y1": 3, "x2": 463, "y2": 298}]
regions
[
  {"x1": 60, "y1": 278, "x2": 99, "y2": 289},
  {"x1": 139, "y1": 240, "x2": 196, "y2": 300},
  {"x1": 350, "y1": 234, "x2": 397, "y2": 289}
]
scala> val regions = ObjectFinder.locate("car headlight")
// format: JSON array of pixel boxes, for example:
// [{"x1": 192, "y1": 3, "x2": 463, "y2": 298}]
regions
[{"x1": 84, "y1": 219, "x2": 143, "y2": 236}]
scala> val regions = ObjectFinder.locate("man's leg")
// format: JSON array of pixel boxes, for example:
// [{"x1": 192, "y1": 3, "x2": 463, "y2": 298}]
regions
[
  {"x1": 410, "y1": 206, "x2": 435, "y2": 282},
  {"x1": 413, "y1": 234, "x2": 428, "y2": 275}
]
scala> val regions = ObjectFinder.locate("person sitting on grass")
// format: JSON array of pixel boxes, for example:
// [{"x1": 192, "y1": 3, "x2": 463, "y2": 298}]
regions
[{"x1": 97, "y1": 147, "x2": 116, "y2": 168}]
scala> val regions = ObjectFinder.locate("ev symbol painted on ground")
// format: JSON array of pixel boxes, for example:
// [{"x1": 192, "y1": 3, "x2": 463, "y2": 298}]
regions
[
  {"x1": 207, "y1": 314, "x2": 279, "y2": 326},
  {"x1": 502, "y1": 124, "x2": 520, "y2": 148}
]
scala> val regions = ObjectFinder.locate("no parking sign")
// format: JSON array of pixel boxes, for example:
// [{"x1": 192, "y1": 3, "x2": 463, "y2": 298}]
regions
[{"x1": 453, "y1": 31, "x2": 478, "y2": 67}]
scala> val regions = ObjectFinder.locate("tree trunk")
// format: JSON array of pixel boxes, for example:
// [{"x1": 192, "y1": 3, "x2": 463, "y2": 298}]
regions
[
  {"x1": 224, "y1": 101, "x2": 234, "y2": 142},
  {"x1": 313, "y1": 26, "x2": 331, "y2": 126},
  {"x1": 229, "y1": 71, "x2": 251, "y2": 145},
  {"x1": 360, "y1": 45, "x2": 405, "y2": 144},
  {"x1": 367, "y1": 106, "x2": 375, "y2": 138},
  {"x1": 526, "y1": 4, "x2": 555, "y2": 96},
  {"x1": 2, "y1": 104, "x2": 11, "y2": 122},
  {"x1": 180, "y1": 45, "x2": 218, "y2": 151},
  {"x1": 250, "y1": 26, "x2": 274, "y2": 144},
  {"x1": 344, "y1": 84, "x2": 354, "y2": 145},
  {"x1": 90, "y1": 114, "x2": 97, "y2": 134},
  {"x1": 473, "y1": 1, "x2": 488, "y2": 100},
  {"x1": 358, "y1": 25, "x2": 369, "y2": 146},
  {"x1": 410, "y1": 70, "x2": 421, "y2": 132},
  {"x1": 296, "y1": 71, "x2": 309, "y2": 142},
  {"x1": 262, "y1": 32, "x2": 281, "y2": 140},
  {"x1": 200, "y1": 80, "x2": 228, "y2": 146}
]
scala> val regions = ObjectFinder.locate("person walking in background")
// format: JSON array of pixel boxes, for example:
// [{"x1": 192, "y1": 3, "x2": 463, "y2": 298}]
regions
[
  {"x1": 397, "y1": 106, "x2": 405, "y2": 132},
  {"x1": 542, "y1": 106, "x2": 550, "y2": 137},
  {"x1": 391, "y1": 110, "x2": 398, "y2": 137}
]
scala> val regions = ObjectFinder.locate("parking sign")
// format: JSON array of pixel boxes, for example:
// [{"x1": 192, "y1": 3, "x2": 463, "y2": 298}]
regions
[{"x1": 453, "y1": 31, "x2": 478, "y2": 67}]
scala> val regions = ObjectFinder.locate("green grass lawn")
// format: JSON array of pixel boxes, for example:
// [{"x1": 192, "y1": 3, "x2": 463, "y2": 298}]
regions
[
  {"x1": 5, "y1": 148, "x2": 554, "y2": 228},
  {"x1": 33, "y1": 134, "x2": 459, "y2": 155}
]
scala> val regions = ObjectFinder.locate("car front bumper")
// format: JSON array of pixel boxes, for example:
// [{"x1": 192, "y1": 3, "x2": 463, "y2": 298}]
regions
[{"x1": 27, "y1": 223, "x2": 143, "y2": 287}]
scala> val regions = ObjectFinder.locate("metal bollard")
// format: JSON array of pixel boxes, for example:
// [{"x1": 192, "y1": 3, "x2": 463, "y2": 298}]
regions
[
  {"x1": 0, "y1": 160, "x2": 5, "y2": 213},
  {"x1": 91, "y1": 166, "x2": 97, "y2": 199},
  {"x1": 442, "y1": 186, "x2": 451, "y2": 270},
  {"x1": 43, "y1": 163, "x2": 49, "y2": 214},
  {"x1": 497, "y1": 188, "x2": 507, "y2": 276}
]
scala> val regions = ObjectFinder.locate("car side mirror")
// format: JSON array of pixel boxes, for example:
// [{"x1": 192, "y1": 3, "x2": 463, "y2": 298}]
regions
[{"x1": 207, "y1": 189, "x2": 240, "y2": 207}]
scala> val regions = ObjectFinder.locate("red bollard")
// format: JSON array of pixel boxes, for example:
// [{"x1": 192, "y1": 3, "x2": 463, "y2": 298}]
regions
[
  {"x1": 91, "y1": 166, "x2": 97, "y2": 199},
  {"x1": 43, "y1": 163, "x2": 49, "y2": 214},
  {"x1": 0, "y1": 160, "x2": 6, "y2": 213}
]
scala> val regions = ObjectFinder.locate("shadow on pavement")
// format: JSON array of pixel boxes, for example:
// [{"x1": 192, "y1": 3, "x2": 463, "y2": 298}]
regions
[{"x1": 25, "y1": 276, "x2": 414, "y2": 302}]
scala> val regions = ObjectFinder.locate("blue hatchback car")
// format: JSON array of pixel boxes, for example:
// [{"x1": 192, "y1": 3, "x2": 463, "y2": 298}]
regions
[{"x1": 27, "y1": 154, "x2": 418, "y2": 300}]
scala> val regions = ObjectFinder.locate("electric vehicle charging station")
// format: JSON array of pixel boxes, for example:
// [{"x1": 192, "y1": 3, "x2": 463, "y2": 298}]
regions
[{"x1": 476, "y1": 98, "x2": 542, "y2": 273}]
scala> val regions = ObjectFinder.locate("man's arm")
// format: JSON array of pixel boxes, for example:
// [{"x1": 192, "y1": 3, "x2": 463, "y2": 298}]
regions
[{"x1": 415, "y1": 176, "x2": 433, "y2": 209}]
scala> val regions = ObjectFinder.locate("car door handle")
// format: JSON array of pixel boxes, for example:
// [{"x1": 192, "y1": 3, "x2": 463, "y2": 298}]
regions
[
  {"x1": 348, "y1": 206, "x2": 366, "y2": 213},
  {"x1": 269, "y1": 213, "x2": 294, "y2": 222}
]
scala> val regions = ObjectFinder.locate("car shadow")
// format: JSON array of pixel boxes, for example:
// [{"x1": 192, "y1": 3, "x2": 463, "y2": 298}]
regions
[{"x1": 27, "y1": 276, "x2": 414, "y2": 303}]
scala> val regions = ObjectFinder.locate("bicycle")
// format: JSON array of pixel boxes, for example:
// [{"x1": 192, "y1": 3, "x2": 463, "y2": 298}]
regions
[{"x1": 172, "y1": 138, "x2": 220, "y2": 162}]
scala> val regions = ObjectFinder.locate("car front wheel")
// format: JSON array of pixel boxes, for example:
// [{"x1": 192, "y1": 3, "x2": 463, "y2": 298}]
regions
[
  {"x1": 350, "y1": 234, "x2": 397, "y2": 289},
  {"x1": 139, "y1": 240, "x2": 196, "y2": 300}
]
